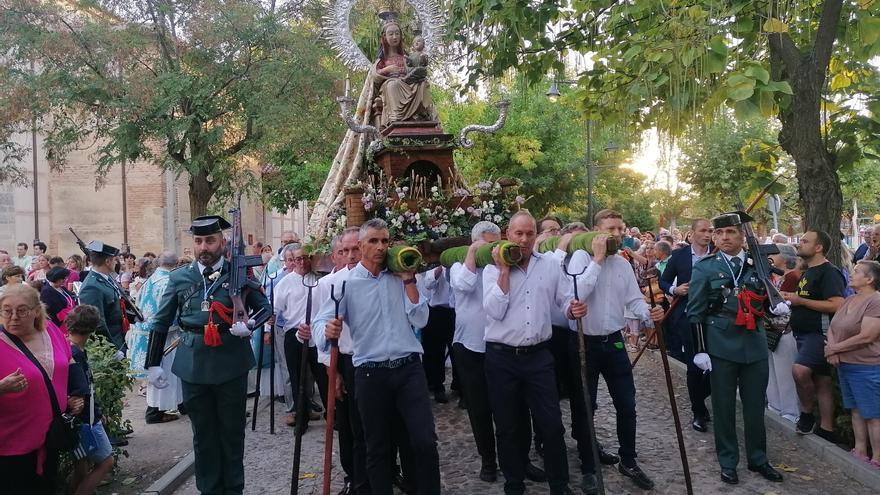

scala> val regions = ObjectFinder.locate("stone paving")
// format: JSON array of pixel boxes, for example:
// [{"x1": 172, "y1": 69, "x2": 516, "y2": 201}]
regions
[{"x1": 176, "y1": 350, "x2": 876, "y2": 495}]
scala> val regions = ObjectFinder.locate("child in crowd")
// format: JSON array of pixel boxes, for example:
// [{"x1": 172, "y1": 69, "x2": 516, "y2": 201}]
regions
[{"x1": 66, "y1": 305, "x2": 115, "y2": 495}]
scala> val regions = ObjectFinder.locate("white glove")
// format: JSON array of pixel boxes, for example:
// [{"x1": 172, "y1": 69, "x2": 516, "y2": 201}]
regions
[
  {"x1": 147, "y1": 366, "x2": 169, "y2": 389},
  {"x1": 229, "y1": 321, "x2": 252, "y2": 338},
  {"x1": 770, "y1": 301, "x2": 791, "y2": 316},
  {"x1": 112, "y1": 350, "x2": 126, "y2": 361},
  {"x1": 693, "y1": 353, "x2": 712, "y2": 372}
]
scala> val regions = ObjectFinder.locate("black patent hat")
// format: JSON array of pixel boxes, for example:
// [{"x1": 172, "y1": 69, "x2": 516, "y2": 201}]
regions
[
  {"x1": 711, "y1": 211, "x2": 754, "y2": 229},
  {"x1": 189, "y1": 215, "x2": 232, "y2": 236},
  {"x1": 85, "y1": 240, "x2": 120, "y2": 257}
]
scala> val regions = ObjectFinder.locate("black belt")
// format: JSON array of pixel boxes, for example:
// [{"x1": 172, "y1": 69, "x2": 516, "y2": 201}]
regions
[
  {"x1": 579, "y1": 331, "x2": 624, "y2": 344},
  {"x1": 486, "y1": 341, "x2": 549, "y2": 355},
  {"x1": 358, "y1": 352, "x2": 419, "y2": 369},
  {"x1": 180, "y1": 324, "x2": 226, "y2": 334}
]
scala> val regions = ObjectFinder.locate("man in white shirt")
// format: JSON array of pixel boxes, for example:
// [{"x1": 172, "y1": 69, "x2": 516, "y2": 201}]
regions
[
  {"x1": 482, "y1": 210, "x2": 586, "y2": 495},
  {"x1": 419, "y1": 265, "x2": 457, "y2": 403},
  {"x1": 449, "y1": 221, "x2": 501, "y2": 483},
  {"x1": 273, "y1": 242, "x2": 328, "y2": 430},
  {"x1": 566, "y1": 209, "x2": 664, "y2": 494}
]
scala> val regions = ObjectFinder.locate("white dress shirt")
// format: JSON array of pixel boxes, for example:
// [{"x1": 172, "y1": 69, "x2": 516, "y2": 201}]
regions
[
  {"x1": 273, "y1": 271, "x2": 326, "y2": 348},
  {"x1": 567, "y1": 250, "x2": 653, "y2": 336},
  {"x1": 449, "y1": 262, "x2": 488, "y2": 353},
  {"x1": 418, "y1": 267, "x2": 454, "y2": 308},
  {"x1": 482, "y1": 252, "x2": 573, "y2": 347},
  {"x1": 314, "y1": 267, "x2": 354, "y2": 365},
  {"x1": 548, "y1": 249, "x2": 573, "y2": 327}
]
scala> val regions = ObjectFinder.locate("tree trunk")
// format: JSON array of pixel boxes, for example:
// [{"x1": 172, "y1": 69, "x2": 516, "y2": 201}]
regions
[
  {"x1": 189, "y1": 168, "x2": 214, "y2": 219},
  {"x1": 777, "y1": 60, "x2": 843, "y2": 265}
]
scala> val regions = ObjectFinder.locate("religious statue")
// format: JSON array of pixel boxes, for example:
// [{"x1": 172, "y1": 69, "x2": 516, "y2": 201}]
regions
[{"x1": 369, "y1": 19, "x2": 436, "y2": 128}]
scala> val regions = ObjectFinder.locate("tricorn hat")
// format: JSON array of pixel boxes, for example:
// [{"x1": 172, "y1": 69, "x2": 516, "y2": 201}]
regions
[
  {"x1": 711, "y1": 211, "x2": 754, "y2": 229},
  {"x1": 189, "y1": 215, "x2": 232, "y2": 236},
  {"x1": 85, "y1": 240, "x2": 120, "y2": 257}
]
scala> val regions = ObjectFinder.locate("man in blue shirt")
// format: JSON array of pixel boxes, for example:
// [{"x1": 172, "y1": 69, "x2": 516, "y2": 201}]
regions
[{"x1": 313, "y1": 218, "x2": 439, "y2": 495}]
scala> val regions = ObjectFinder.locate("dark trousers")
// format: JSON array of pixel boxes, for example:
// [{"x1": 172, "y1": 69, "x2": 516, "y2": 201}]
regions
[
  {"x1": 340, "y1": 353, "x2": 370, "y2": 494},
  {"x1": 421, "y1": 306, "x2": 456, "y2": 391},
  {"x1": 675, "y1": 316, "x2": 711, "y2": 418},
  {"x1": 335, "y1": 357, "x2": 354, "y2": 482},
  {"x1": 710, "y1": 356, "x2": 769, "y2": 469},
  {"x1": 550, "y1": 325, "x2": 571, "y2": 397},
  {"x1": 355, "y1": 359, "x2": 440, "y2": 495},
  {"x1": 284, "y1": 331, "x2": 329, "y2": 428},
  {"x1": 485, "y1": 344, "x2": 568, "y2": 494},
  {"x1": 182, "y1": 374, "x2": 248, "y2": 495},
  {"x1": 0, "y1": 449, "x2": 58, "y2": 495},
  {"x1": 569, "y1": 332, "x2": 638, "y2": 470},
  {"x1": 452, "y1": 343, "x2": 497, "y2": 470}
]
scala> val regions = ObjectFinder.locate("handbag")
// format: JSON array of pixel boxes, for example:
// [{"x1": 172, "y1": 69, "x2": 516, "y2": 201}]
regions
[
  {"x1": 763, "y1": 317, "x2": 789, "y2": 353},
  {"x1": 2, "y1": 329, "x2": 80, "y2": 451},
  {"x1": 73, "y1": 383, "x2": 100, "y2": 460}
]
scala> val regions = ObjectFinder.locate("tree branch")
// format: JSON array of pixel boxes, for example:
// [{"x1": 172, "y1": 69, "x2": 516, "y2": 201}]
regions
[
  {"x1": 220, "y1": 117, "x2": 260, "y2": 159},
  {"x1": 767, "y1": 32, "x2": 802, "y2": 72},
  {"x1": 813, "y1": 0, "x2": 844, "y2": 71}
]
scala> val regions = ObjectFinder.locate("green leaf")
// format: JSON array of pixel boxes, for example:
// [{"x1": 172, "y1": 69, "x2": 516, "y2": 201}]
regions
[
  {"x1": 623, "y1": 45, "x2": 643, "y2": 61},
  {"x1": 830, "y1": 73, "x2": 853, "y2": 90},
  {"x1": 760, "y1": 80, "x2": 794, "y2": 95},
  {"x1": 706, "y1": 50, "x2": 727, "y2": 73},
  {"x1": 744, "y1": 65, "x2": 770, "y2": 85},
  {"x1": 733, "y1": 98, "x2": 761, "y2": 120},
  {"x1": 860, "y1": 16, "x2": 880, "y2": 45},
  {"x1": 708, "y1": 36, "x2": 728, "y2": 56},
  {"x1": 726, "y1": 73, "x2": 756, "y2": 101}
]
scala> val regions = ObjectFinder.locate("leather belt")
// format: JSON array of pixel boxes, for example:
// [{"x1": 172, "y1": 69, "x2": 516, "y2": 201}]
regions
[
  {"x1": 581, "y1": 331, "x2": 624, "y2": 344},
  {"x1": 486, "y1": 341, "x2": 549, "y2": 355},
  {"x1": 358, "y1": 352, "x2": 419, "y2": 369}
]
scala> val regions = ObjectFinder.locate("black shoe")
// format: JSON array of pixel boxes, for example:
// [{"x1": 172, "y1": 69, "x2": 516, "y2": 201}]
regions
[
  {"x1": 618, "y1": 462, "x2": 654, "y2": 490},
  {"x1": 525, "y1": 462, "x2": 547, "y2": 482},
  {"x1": 434, "y1": 388, "x2": 449, "y2": 404},
  {"x1": 692, "y1": 415, "x2": 708, "y2": 432},
  {"x1": 748, "y1": 463, "x2": 783, "y2": 482},
  {"x1": 816, "y1": 428, "x2": 836, "y2": 443},
  {"x1": 796, "y1": 412, "x2": 815, "y2": 435},
  {"x1": 580, "y1": 474, "x2": 598, "y2": 495},
  {"x1": 337, "y1": 479, "x2": 351, "y2": 495},
  {"x1": 392, "y1": 473, "x2": 417, "y2": 494},
  {"x1": 177, "y1": 403, "x2": 188, "y2": 415},
  {"x1": 598, "y1": 446, "x2": 619, "y2": 465},
  {"x1": 479, "y1": 466, "x2": 497, "y2": 482},
  {"x1": 720, "y1": 468, "x2": 738, "y2": 484}
]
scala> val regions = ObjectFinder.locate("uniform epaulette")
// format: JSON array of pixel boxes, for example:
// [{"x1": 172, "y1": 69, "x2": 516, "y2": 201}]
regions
[{"x1": 697, "y1": 255, "x2": 717, "y2": 264}]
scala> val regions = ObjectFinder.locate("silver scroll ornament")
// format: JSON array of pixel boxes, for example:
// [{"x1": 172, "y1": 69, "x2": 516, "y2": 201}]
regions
[{"x1": 458, "y1": 100, "x2": 511, "y2": 149}]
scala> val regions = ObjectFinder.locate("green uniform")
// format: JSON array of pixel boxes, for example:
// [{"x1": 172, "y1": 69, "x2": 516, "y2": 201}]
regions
[
  {"x1": 146, "y1": 260, "x2": 270, "y2": 495},
  {"x1": 78, "y1": 270, "x2": 126, "y2": 349},
  {"x1": 687, "y1": 251, "x2": 769, "y2": 470}
]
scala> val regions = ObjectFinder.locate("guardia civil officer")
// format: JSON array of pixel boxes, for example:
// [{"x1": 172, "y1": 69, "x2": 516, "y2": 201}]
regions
[
  {"x1": 687, "y1": 211, "x2": 785, "y2": 485},
  {"x1": 78, "y1": 241, "x2": 127, "y2": 350},
  {"x1": 144, "y1": 216, "x2": 271, "y2": 495}
]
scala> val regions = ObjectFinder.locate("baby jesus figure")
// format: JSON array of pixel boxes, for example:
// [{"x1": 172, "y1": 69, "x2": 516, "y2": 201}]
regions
[{"x1": 403, "y1": 35, "x2": 428, "y2": 84}]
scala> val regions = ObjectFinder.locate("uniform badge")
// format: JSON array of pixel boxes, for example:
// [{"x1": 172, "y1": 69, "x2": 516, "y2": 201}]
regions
[
  {"x1": 201, "y1": 300, "x2": 210, "y2": 312},
  {"x1": 222, "y1": 283, "x2": 229, "y2": 289}
]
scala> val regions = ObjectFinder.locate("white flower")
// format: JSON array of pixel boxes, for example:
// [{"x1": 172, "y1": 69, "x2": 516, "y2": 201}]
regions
[
  {"x1": 494, "y1": 214, "x2": 502, "y2": 222},
  {"x1": 431, "y1": 186, "x2": 438, "y2": 192},
  {"x1": 440, "y1": 223, "x2": 448, "y2": 233}
]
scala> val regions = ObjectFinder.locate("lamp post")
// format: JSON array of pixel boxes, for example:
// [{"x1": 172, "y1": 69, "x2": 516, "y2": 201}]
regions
[{"x1": 547, "y1": 80, "x2": 619, "y2": 224}]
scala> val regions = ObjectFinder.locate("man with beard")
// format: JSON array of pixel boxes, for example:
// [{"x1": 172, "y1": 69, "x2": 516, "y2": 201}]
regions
[{"x1": 144, "y1": 215, "x2": 271, "y2": 495}]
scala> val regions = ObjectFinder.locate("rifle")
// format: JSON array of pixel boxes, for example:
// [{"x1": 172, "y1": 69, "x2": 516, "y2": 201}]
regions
[
  {"x1": 733, "y1": 201, "x2": 784, "y2": 308},
  {"x1": 227, "y1": 207, "x2": 272, "y2": 329},
  {"x1": 69, "y1": 227, "x2": 144, "y2": 324}
]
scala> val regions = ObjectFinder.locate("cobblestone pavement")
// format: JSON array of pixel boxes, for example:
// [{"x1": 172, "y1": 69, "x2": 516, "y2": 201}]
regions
[{"x1": 176, "y1": 350, "x2": 876, "y2": 495}]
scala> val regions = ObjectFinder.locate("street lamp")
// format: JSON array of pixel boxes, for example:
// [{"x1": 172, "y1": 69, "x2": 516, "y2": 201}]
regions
[{"x1": 547, "y1": 80, "x2": 619, "y2": 224}]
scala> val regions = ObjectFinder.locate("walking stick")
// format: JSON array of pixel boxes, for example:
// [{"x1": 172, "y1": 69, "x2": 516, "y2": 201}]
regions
[
  {"x1": 252, "y1": 269, "x2": 278, "y2": 432},
  {"x1": 644, "y1": 268, "x2": 694, "y2": 495},
  {"x1": 291, "y1": 272, "x2": 319, "y2": 495},
  {"x1": 268, "y1": 269, "x2": 278, "y2": 435},
  {"x1": 630, "y1": 297, "x2": 680, "y2": 370},
  {"x1": 562, "y1": 259, "x2": 605, "y2": 495},
  {"x1": 322, "y1": 282, "x2": 346, "y2": 495}
]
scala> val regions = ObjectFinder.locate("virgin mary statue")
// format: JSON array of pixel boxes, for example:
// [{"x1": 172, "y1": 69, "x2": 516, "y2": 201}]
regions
[{"x1": 308, "y1": 16, "x2": 437, "y2": 237}]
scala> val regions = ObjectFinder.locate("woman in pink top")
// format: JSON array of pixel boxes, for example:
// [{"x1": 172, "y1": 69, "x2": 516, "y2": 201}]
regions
[
  {"x1": 0, "y1": 284, "x2": 83, "y2": 494},
  {"x1": 825, "y1": 260, "x2": 880, "y2": 468}
]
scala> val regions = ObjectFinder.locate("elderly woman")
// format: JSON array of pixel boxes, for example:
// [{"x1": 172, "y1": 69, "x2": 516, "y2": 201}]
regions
[
  {"x1": 765, "y1": 243, "x2": 802, "y2": 422},
  {"x1": 27, "y1": 255, "x2": 50, "y2": 282},
  {"x1": 0, "y1": 284, "x2": 83, "y2": 494},
  {"x1": 825, "y1": 260, "x2": 880, "y2": 468},
  {"x1": 40, "y1": 267, "x2": 78, "y2": 332}
]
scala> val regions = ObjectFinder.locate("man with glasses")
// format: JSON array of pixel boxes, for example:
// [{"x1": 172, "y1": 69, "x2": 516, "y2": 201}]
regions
[
  {"x1": 273, "y1": 243, "x2": 329, "y2": 430},
  {"x1": 264, "y1": 231, "x2": 300, "y2": 280}
]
